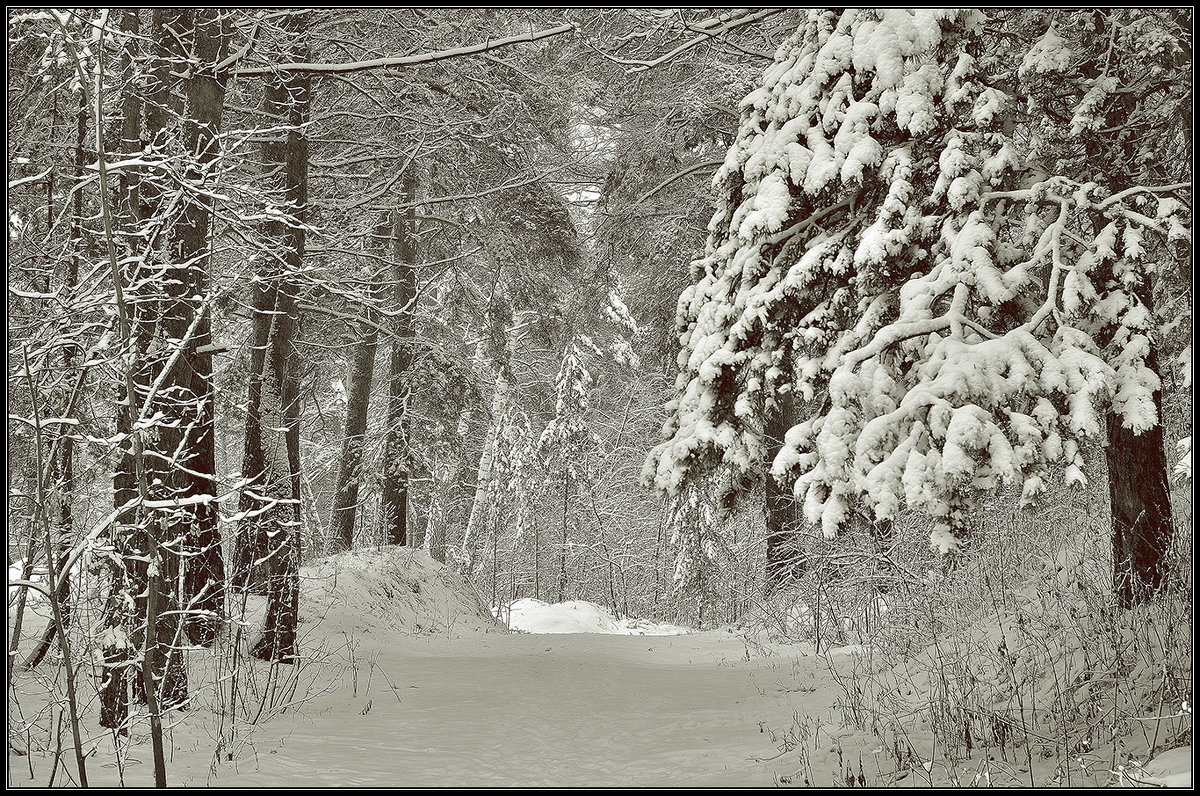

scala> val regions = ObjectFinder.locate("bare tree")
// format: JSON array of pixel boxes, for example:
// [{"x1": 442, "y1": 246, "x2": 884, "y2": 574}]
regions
[
  {"x1": 378, "y1": 170, "x2": 420, "y2": 547},
  {"x1": 234, "y1": 9, "x2": 312, "y2": 663}
]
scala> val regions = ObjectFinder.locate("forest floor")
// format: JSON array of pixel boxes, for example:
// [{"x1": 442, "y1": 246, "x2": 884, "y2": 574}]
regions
[{"x1": 7, "y1": 546, "x2": 1192, "y2": 788}]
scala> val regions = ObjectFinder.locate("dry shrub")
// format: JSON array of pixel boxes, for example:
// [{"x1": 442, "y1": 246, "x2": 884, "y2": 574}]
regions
[
  {"x1": 824, "y1": 487, "x2": 1193, "y2": 787},
  {"x1": 757, "y1": 442, "x2": 1192, "y2": 787}
]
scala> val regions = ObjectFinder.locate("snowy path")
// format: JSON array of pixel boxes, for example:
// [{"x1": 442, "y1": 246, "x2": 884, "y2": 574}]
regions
[
  {"x1": 167, "y1": 631, "x2": 835, "y2": 788},
  {"x1": 8, "y1": 552, "x2": 841, "y2": 788}
]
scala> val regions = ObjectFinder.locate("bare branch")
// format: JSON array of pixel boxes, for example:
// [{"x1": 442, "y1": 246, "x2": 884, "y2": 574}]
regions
[{"x1": 232, "y1": 22, "x2": 575, "y2": 77}]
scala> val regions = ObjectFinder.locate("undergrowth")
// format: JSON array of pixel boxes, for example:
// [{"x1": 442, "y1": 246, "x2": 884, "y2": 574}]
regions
[{"x1": 756, "y1": 472, "x2": 1193, "y2": 787}]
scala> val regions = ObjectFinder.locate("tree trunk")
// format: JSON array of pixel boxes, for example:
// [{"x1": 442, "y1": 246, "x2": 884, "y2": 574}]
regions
[
  {"x1": 533, "y1": 525, "x2": 541, "y2": 602},
  {"x1": 328, "y1": 226, "x2": 388, "y2": 552},
  {"x1": 557, "y1": 474, "x2": 569, "y2": 603},
  {"x1": 763, "y1": 391, "x2": 806, "y2": 592},
  {"x1": 172, "y1": 8, "x2": 231, "y2": 648},
  {"x1": 122, "y1": 7, "x2": 231, "y2": 706},
  {"x1": 99, "y1": 9, "x2": 142, "y2": 731},
  {"x1": 1107, "y1": 344, "x2": 1175, "y2": 608},
  {"x1": 22, "y1": 98, "x2": 86, "y2": 671},
  {"x1": 235, "y1": 10, "x2": 311, "y2": 663},
  {"x1": 379, "y1": 171, "x2": 419, "y2": 547},
  {"x1": 1078, "y1": 33, "x2": 1177, "y2": 608},
  {"x1": 461, "y1": 371, "x2": 507, "y2": 571},
  {"x1": 408, "y1": 458, "x2": 433, "y2": 552},
  {"x1": 103, "y1": 6, "x2": 230, "y2": 724}
]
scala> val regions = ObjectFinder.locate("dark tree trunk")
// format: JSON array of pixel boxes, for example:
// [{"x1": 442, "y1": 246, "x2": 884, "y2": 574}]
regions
[
  {"x1": 173, "y1": 9, "x2": 232, "y2": 646},
  {"x1": 379, "y1": 171, "x2": 419, "y2": 547},
  {"x1": 1106, "y1": 345, "x2": 1175, "y2": 608},
  {"x1": 100, "y1": 9, "x2": 144, "y2": 728},
  {"x1": 328, "y1": 224, "x2": 388, "y2": 552},
  {"x1": 234, "y1": 279, "x2": 282, "y2": 595},
  {"x1": 235, "y1": 10, "x2": 311, "y2": 663},
  {"x1": 763, "y1": 391, "x2": 806, "y2": 592},
  {"x1": 103, "y1": 5, "x2": 196, "y2": 726},
  {"x1": 240, "y1": 280, "x2": 303, "y2": 661},
  {"x1": 327, "y1": 322, "x2": 380, "y2": 551},
  {"x1": 132, "y1": 7, "x2": 233, "y2": 710},
  {"x1": 557, "y1": 475, "x2": 569, "y2": 603},
  {"x1": 1077, "y1": 30, "x2": 1178, "y2": 608},
  {"x1": 1099, "y1": 204, "x2": 1176, "y2": 608}
]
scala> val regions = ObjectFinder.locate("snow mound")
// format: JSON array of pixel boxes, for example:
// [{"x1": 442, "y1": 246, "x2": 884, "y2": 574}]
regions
[
  {"x1": 7, "y1": 557, "x2": 84, "y2": 606},
  {"x1": 8, "y1": 559, "x2": 41, "y2": 604},
  {"x1": 300, "y1": 547, "x2": 502, "y2": 638},
  {"x1": 498, "y1": 598, "x2": 691, "y2": 636},
  {"x1": 1132, "y1": 746, "x2": 1192, "y2": 788}
]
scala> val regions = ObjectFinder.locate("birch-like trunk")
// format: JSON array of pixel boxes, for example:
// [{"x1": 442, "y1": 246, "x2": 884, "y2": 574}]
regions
[{"x1": 461, "y1": 372, "x2": 509, "y2": 572}]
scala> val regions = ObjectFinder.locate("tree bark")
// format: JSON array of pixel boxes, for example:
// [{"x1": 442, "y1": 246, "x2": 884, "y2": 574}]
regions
[
  {"x1": 100, "y1": 8, "x2": 142, "y2": 730},
  {"x1": 763, "y1": 391, "x2": 806, "y2": 592},
  {"x1": 22, "y1": 98, "x2": 86, "y2": 672},
  {"x1": 235, "y1": 10, "x2": 311, "y2": 663},
  {"x1": 461, "y1": 370, "x2": 507, "y2": 571},
  {"x1": 173, "y1": 9, "x2": 232, "y2": 646},
  {"x1": 120, "y1": 6, "x2": 232, "y2": 705},
  {"x1": 1106, "y1": 338, "x2": 1175, "y2": 607},
  {"x1": 379, "y1": 170, "x2": 419, "y2": 547},
  {"x1": 1076, "y1": 19, "x2": 1178, "y2": 607},
  {"x1": 557, "y1": 473, "x2": 570, "y2": 603},
  {"x1": 328, "y1": 225, "x2": 388, "y2": 552},
  {"x1": 102, "y1": 6, "x2": 230, "y2": 724},
  {"x1": 327, "y1": 322, "x2": 379, "y2": 551}
]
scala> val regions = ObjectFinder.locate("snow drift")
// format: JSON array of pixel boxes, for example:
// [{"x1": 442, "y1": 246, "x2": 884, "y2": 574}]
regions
[
  {"x1": 498, "y1": 598, "x2": 691, "y2": 636},
  {"x1": 298, "y1": 546, "x2": 503, "y2": 638}
]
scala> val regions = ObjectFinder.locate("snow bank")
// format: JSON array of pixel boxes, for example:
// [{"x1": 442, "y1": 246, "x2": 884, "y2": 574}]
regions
[
  {"x1": 1130, "y1": 746, "x2": 1193, "y2": 788},
  {"x1": 498, "y1": 598, "x2": 691, "y2": 636},
  {"x1": 299, "y1": 547, "x2": 502, "y2": 638},
  {"x1": 7, "y1": 558, "x2": 79, "y2": 605}
]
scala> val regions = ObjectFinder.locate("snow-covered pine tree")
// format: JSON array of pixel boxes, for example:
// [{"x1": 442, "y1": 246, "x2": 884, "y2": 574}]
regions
[
  {"x1": 1011, "y1": 8, "x2": 1191, "y2": 606},
  {"x1": 644, "y1": 9, "x2": 1191, "y2": 605},
  {"x1": 483, "y1": 403, "x2": 538, "y2": 604},
  {"x1": 664, "y1": 470, "x2": 733, "y2": 629},
  {"x1": 538, "y1": 337, "x2": 604, "y2": 602}
]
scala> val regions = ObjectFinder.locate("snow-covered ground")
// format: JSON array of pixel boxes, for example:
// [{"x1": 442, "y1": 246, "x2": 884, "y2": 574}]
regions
[
  {"x1": 168, "y1": 631, "x2": 828, "y2": 788},
  {"x1": 8, "y1": 549, "x2": 827, "y2": 787},
  {"x1": 7, "y1": 547, "x2": 1192, "y2": 788}
]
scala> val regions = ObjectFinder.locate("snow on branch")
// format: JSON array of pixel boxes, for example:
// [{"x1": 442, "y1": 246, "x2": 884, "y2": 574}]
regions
[
  {"x1": 232, "y1": 23, "x2": 576, "y2": 77},
  {"x1": 605, "y1": 9, "x2": 787, "y2": 73},
  {"x1": 645, "y1": 8, "x2": 1192, "y2": 555}
]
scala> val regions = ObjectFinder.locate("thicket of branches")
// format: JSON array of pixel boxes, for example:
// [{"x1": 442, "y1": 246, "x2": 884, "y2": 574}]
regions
[{"x1": 7, "y1": 9, "x2": 804, "y2": 785}]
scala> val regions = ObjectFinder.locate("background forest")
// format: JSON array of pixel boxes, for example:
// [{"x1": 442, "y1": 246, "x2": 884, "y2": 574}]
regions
[{"x1": 6, "y1": 8, "x2": 1192, "y2": 788}]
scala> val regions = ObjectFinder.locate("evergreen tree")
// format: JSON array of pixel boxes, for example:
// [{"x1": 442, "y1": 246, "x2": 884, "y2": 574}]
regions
[
  {"x1": 645, "y1": 9, "x2": 1191, "y2": 605},
  {"x1": 538, "y1": 337, "x2": 604, "y2": 602}
]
